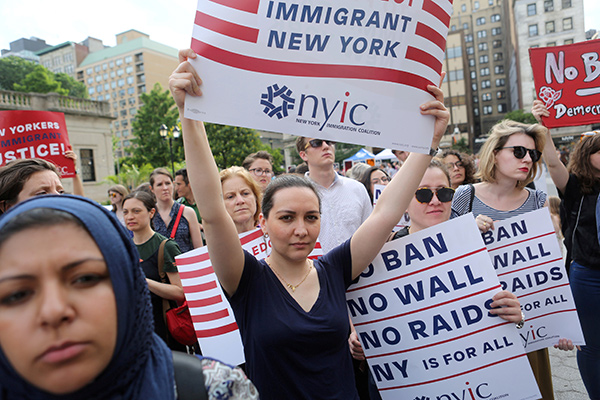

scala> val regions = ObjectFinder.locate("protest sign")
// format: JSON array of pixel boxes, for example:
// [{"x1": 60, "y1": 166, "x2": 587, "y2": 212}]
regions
[
  {"x1": 483, "y1": 208, "x2": 585, "y2": 352},
  {"x1": 374, "y1": 183, "x2": 409, "y2": 229},
  {"x1": 0, "y1": 110, "x2": 75, "y2": 177},
  {"x1": 347, "y1": 214, "x2": 539, "y2": 400},
  {"x1": 176, "y1": 228, "x2": 323, "y2": 365},
  {"x1": 530, "y1": 39, "x2": 600, "y2": 128},
  {"x1": 185, "y1": 0, "x2": 453, "y2": 153}
]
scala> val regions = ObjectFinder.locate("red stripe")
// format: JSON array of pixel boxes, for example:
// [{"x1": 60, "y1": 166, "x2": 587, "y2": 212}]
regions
[
  {"x1": 422, "y1": 0, "x2": 451, "y2": 27},
  {"x1": 195, "y1": 322, "x2": 239, "y2": 338},
  {"x1": 487, "y1": 231, "x2": 555, "y2": 252},
  {"x1": 496, "y1": 257, "x2": 563, "y2": 277},
  {"x1": 179, "y1": 266, "x2": 214, "y2": 280},
  {"x1": 405, "y1": 46, "x2": 442, "y2": 73},
  {"x1": 177, "y1": 251, "x2": 210, "y2": 265},
  {"x1": 380, "y1": 354, "x2": 527, "y2": 390},
  {"x1": 191, "y1": 308, "x2": 230, "y2": 323},
  {"x1": 195, "y1": 11, "x2": 259, "y2": 43},
  {"x1": 209, "y1": 0, "x2": 260, "y2": 14},
  {"x1": 187, "y1": 295, "x2": 223, "y2": 307},
  {"x1": 240, "y1": 229, "x2": 265, "y2": 245},
  {"x1": 346, "y1": 247, "x2": 487, "y2": 293},
  {"x1": 528, "y1": 308, "x2": 577, "y2": 322},
  {"x1": 191, "y1": 39, "x2": 435, "y2": 93},
  {"x1": 186, "y1": 280, "x2": 218, "y2": 292},
  {"x1": 415, "y1": 22, "x2": 446, "y2": 51}
]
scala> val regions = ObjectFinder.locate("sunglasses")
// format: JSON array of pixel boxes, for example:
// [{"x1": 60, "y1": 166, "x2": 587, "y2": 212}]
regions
[
  {"x1": 498, "y1": 146, "x2": 542, "y2": 163},
  {"x1": 414, "y1": 187, "x2": 455, "y2": 204},
  {"x1": 304, "y1": 139, "x2": 336, "y2": 150},
  {"x1": 109, "y1": 192, "x2": 119, "y2": 198}
]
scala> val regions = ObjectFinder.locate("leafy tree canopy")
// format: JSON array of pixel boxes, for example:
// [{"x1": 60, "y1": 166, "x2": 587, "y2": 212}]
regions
[
  {"x1": 54, "y1": 72, "x2": 88, "y2": 98},
  {"x1": 0, "y1": 56, "x2": 37, "y2": 91},
  {"x1": 13, "y1": 65, "x2": 68, "y2": 96},
  {"x1": 205, "y1": 123, "x2": 267, "y2": 170},
  {"x1": 504, "y1": 109, "x2": 538, "y2": 124}
]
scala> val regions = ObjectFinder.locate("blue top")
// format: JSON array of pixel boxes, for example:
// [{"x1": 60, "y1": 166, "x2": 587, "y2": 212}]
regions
[
  {"x1": 229, "y1": 239, "x2": 359, "y2": 400},
  {"x1": 153, "y1": 201, "x2": 193, "y2": 253}
]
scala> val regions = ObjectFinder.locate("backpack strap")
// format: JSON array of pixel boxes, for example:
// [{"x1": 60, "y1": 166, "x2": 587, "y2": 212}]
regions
[
  {"x1": 172, "y1": 352, "x2": 208, "y2": 400},
  {"x1": 156, "y1": 239, "x2": 170, "y2": 327},
  {"x1": 170, "y1": 204, "x2": 185, "y2": 239},
  {"x1": 468, "y1": 184, "x2": 475, "y2": 213}
]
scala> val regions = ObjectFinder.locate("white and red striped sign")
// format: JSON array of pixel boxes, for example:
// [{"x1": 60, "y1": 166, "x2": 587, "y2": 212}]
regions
[
  {"x1": 346, "y1": 215, "x2": 540, "y2": 400},
  {"x1": 185, "y1": 0, "x2": 452, "y2": 153},
  {"x1": 176, "y1": 228, "x2": 323, "y2": 365}
]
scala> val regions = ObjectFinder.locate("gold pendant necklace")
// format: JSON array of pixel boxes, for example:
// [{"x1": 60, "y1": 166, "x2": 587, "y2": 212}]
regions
[{"x1": 266, "y1": 257, "x2": 313, "y2": 293}]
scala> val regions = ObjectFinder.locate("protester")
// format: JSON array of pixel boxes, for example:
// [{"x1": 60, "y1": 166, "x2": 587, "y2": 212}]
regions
[
  {"x1": 220, "y1": 166, "x2": 262, "y2": 234},
  {"x1": 345, "y1": 162, "x2": 371, "y2": 181},
  {"x1": 174, "y1": 168, "x2": 202, "y2": 223},
  {"x1": 548, "y1": 195, "x2": 563, "y2": 240},
  {"x1": 357, "y1": 166, "x2": 390, "y2": 203},
  {"x1": 108, "y1": 184, "x2": 129, "y2": 225},
  {"x1": 450, "y1": 118, "x2": 569, "y2": 400},
  {"x1": 532, "y1": 99, "x2": 600, "y2": 399},
  {"x1": 242, "y1": 151, "x2": 274, "y2": 192},
  {"x1": 149, "y1": 168, "x2": 203, "y2": 253},
  {"x1": 392, "y1": 149, "x2": 410, "y2": 166},
  {"x1": 0, "y1": 194, "x2": 258, "y2": 399},
  {"x1": 169, "y1": 48, "x2": 449, "y2": 399},
  {"x1": 439, "y1": 149, "x2": 477, "y2": 189}
]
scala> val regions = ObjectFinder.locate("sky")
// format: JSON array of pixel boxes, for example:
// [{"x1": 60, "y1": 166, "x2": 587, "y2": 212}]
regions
[{"x1": 1, "y1": 0, "x2": 599, "y2": 52}]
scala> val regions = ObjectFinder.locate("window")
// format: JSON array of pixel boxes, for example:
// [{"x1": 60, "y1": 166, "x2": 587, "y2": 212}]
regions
[
  {"x1": 65, "y1": 65, "x2": 74, "y2": 74},
  {"x1": 118, "y1": 79, "x2": 125, "y2": 87},
  {"x1": 127, "y1": 87, "x2": 135, "y2": 95},
  {"x1": 96, "y1": 85, "x2": 103, "y2": 93},
  {"x1": 529, "y1": 24, "x2": 539, "y2": 36},
  {"x1": 128, "y1": 98, "x2": 136, "y2": 105},
  {"x1": 494, "y1": 65, "x2": 504, "y2": 74},
  {"x1": 480, "y1": 54, "x2": 489, "y2": 63},
  {"x1": 546, "y1": 21, "x2": 555, "y2": 33},
  {"x1": 116, "y1": 58, "x2": 123, "y2": 66},
  {"x1": 492, "y1": 27, "x2": 502, "y2": 36},
  {"x1": 139, "y1": 85, "x2": 146, "y2": 93},
  {"x1": 122, "y1": 120, "x2": 129, "y2": 127},
  {"x1": 477, "y1": 30, "x2": 487, "y2": 38},
  {"x1": 562, "y1": 0, "x2": 571, "y2": 8},
  {"x1": 544, "y1": 0, "x2": 554, "y2": 12},
  {"x1": 493, "y1": 52, "x2": 503, "y2": 61},
  {"x1": 474, "y1": 1, "x2": 480, "y2": 10},
  {"x1": 126, "y1": 66, "x2": 133, "y2": 74},
  {"x1": 481, "y1": 80, "x2": 491, "y2": 89},
  {"x1": 478, "y1": 42, "x2": 488, "y2": 51},
  {"x1": 489, "y1": 0, "x2": 493, "y2": 4},
  {"x1": 480, "y1": 67, "x2": 490, "y2": 76},
  {"x1": 448, "y1": 70, "x2": 465, "y2": 81},
  {"x1": 119, "y1": 89, "x2": 125, "y2": 97},
  {"x1": 123, "y1": 131, "x2": 129, "y2": 138},
  {"x1": 111, "y1": 81, "x2": 117, "y2": 89},
  {"x1": 102, "y1": 73, "x2": 108, "y2": 81},
  {"x1": 80, "y1": 149, "x2": 96, "y2": 182},
  {"x1": 527, "y1": 3, "x2": 536, "y2": 15},
  {"x1": 95, "y1": 75, "x2": 102, "y2": 82},
  {"x1": 564, "y1": 39, "x2": 574, "y2": 44},
  {"x1": 463, "y1": 23, "x2": 469, "y2": 30},
  {"x1": 469, "y1": 58, "x2": 476, "y2": 67},
  {"x1": 498, "y1": 103, "x2": 507, "y2": 113},
  {"x1": 451, "y1": 25, "x2": 457, "y2": 31},
  {"x1": 483, "y1": 105, "x2": 493, "y2": 115},
  {"x1": 110, "y1": 71, "x2": 116, "y2": 78},
  {"x1": 102, "y1": 63, "x2": 108, "y2": 70},
  {"x1": 104, "y1": 83, "x2": 109, "y2": 91},
  {"x1": 547, "y1": 41, "x2": 556, "y2": 46},
  {"x1": 117, "y1": 69, "x2": 124, "y2": 76},
  {"x1": 87, "y1": 77, "x2": 93, "y2": 84},
  {"x1": 120, "y1": 109, "x2": 128, "y2": 117},
  {"x1": 109, "y1": 61, "x2": 114, "y2": 68},
  {"x1": 126, "y1": 76, "x2": 134, "y2": 84},
  {"x1": 471, "y1": 71, "x2": 477, "y2": 79},
  {"x1": 563, "y1": 17, "x2": 573, "y2": 30},
  {"x1": 119, "y1": 99, "x2": 126, "y2": 107},
  {"x1": 461, "y1": 4, "x2": 466, "y2": 12},
  {"x1": 114, "y1": 121, "x2": 120, "y2": 128},
  {"x1": 495, "y1": 78, "x2": 505, "y2": 87},
  {"x1": 125, "y1": 55, "x2": 133, "y2": 63},
  {"x1": 482, "y1": 93, "x2": 492, "y2": 101},
  {"x1": 446, "y1": 46, "x2": 462, "y2": 58},
  {"x1": 493, "y1": 40, "x2": 502, "y2": 48},
  {"x1": 491, "y1": 14, "x2": 501, "y2": 22},
  {"x1": 465, "y1": 34, "x2": 474, "y2": 43},
  {"x1": 476, "y1": 17, "x2": 486, "y2": 25},
  {"x1": 474, "y1": 107, "x2": 480, "y2": 116},
  {"x1": 467, "y1": 46, "x2": 474, "y2": 55},
  {"x1": 115, "y1": 131, "x2": 121, "y2": 138},
  {"x1": 497, "y1": 91, "x2": 506, "y2": 99},
  {"x1": 94, "y1": 65, "x2": 101, "y2": 73},
  {"x1": 63, "y1": 53, "x2": 73, "y2": 63},
  {"x1": 86, "y1": 68, "x2": 93, "y2": 75},
  {"x1": 473, "y1": 95, "x2": 479, "y2": 104},
  {"x1": 130, "y1": 108, "x2": 137, "y2": 116},
  {"x1": 472, "y1": 83, "x2": 478, "y2": 91},
  {"x1": 88, "y1": 87, "x2": 95, "y2": 95}
]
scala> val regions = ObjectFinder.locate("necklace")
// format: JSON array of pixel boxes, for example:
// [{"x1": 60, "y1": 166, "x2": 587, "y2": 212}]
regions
[{"x1": 266, "y1": 257, "x2": 313, "y2": 293}]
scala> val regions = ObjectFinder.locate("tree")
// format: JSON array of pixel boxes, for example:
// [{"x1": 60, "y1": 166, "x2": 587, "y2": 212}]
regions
[
  {"x1": 451, "y1": 137, "x2": 470, "y2": 153},
  {"x1": 54, "y1": 72, "x2": 88, "y2": 98},
  {"x1": 0, "y1": 56, "x2": 37, "y2": 91},
  {"x1": 13, "y1": 65, "x2": 68, "y2": 96},
  {"x1": 205, "y1": 123, "x2": 266, "y2": 169},
  {"x1": 504, "y1": 109, "x2": 538, "y2": 124},
  {"x1": 129, "y1": 83, "x2": 180, "y2": 167}
]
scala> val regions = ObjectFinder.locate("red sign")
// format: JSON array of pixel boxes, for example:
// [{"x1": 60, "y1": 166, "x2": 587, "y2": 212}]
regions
[
  {"x1": 530, "y1": 40, "x2": 600, "y2": 128},
  {"x1": 0, "y1": 110, "x2": 75, "y2": 178}
]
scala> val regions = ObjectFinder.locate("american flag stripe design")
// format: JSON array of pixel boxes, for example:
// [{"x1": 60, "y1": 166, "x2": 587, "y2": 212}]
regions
[{"x1": 209, "y1": 0, "x2": 260, "y2": 14}]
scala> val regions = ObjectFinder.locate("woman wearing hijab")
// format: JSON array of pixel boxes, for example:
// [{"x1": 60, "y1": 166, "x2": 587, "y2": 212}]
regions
[{"x1": 0, "y1": 195, "x2": 257, "y2": 399}]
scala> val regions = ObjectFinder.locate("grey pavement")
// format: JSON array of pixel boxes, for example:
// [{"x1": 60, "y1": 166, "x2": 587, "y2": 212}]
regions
[{"x1": 550, "y1": 347, "x2": 589, "y2": 399}]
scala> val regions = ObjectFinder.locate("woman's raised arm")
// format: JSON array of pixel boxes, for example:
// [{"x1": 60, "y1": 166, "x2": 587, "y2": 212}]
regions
[{"x1": 169, "y1": 49, "x2": 245, "y2": 296}]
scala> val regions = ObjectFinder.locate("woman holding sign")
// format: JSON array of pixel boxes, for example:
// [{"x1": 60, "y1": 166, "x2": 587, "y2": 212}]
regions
[
  {"x1": 169, "y1": 49, "x2": 449, "y2": 399},
  {"x1": 533, "y1": 99, "x2": 600, "y2": 399}
]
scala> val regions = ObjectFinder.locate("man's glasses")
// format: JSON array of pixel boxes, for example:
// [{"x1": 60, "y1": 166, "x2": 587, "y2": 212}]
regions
[
  {"x1": 498, "y1": 146, "x2": 542, "y2": 163},
  {"x1": 445, "y1": 161, "x2": 464, "y2": 170},
  {"x1": 249, "y1": 168, "x2": 273, "y2": 176},
  {"x1": 304, "y1": 139, "x2": 336, "y2": 150},
  {"x1": 414, "y1": 187, "x2": 455, "y2": 204}
]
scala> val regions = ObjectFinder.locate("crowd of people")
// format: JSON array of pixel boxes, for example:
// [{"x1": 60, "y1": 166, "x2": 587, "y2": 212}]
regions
[{"x1": 0, "y1": 48, "x2": 597, "y2": 400}]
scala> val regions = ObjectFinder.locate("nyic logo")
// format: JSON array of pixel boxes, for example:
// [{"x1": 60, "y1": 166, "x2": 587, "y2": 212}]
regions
[
  {"x1": 260, "y1": 84, "x2": 295, "y2": 119},
  {"x1": 420, "y1": 381, "x2": 501, "y2": 400}
]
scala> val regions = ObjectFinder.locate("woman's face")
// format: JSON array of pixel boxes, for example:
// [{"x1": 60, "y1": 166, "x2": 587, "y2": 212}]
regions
[
  {"x1": 108, "y1": 191, "x2": 122, "y2": 206},
  {"x1": 151, "y1": 174, "x2": 173, "y2": 203},
  {"x1": 494, "y1": 133, "x2": 536, "y2": 182},
  {"x1": 17, "y1": 170, "x2": 64, "y2": 203},
  {"x1": 122, "y1": 198, "x2": 154, "y2": 232},
  {"x1": 248, "y1": 159, "x2": 273, "y2": 191},
  {"x1": 0, "y1": 224, "x2": 117, "y2": 394},
  {"x1": 407, "y1": 168, "x2": 453, "y2": 232},
  {"x1": 442, "y1": 154, "x2": 465, "y2": 189},
  {"x1": 370, "y1": 169, "x2": 389, "y2": 195},
  {"x1": 260, "y1": 187, "x2": 320, "y2": 263},
  {"x1": 222, "y1": 176, "x2": 258, "y2": 232}
]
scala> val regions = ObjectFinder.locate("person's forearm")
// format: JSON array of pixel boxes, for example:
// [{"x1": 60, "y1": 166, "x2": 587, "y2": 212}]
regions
[{"x1": 146, "y1": 278, "x2": 185, "y2": 302}]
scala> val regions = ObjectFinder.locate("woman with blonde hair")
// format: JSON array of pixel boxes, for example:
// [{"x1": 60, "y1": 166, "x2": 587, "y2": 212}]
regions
[
  {"x1": 108, "y1": 184, "x2": 129, "y2": 225},
  {"x1": 219, "y1": 166, "x2": 262, "y2": 233}
]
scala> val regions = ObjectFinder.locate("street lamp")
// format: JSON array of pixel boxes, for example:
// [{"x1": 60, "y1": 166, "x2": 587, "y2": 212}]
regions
[{"x1": 159, "y1": 124, "x2": 181, "y2": 176}]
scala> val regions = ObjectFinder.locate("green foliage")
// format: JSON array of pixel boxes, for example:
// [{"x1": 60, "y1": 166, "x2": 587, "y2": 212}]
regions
[
  {"x1": 334, "y1": 142, "x2": 364, "y2": 164},
  {"x1": 13, "y1": 65, "x2": 68, "y2": 96},
  {"x1": 264, "y1": 146, "x2": 284, "y2": 173},
  {"x1": 504, "y1": 109, "x2": 538, "y2": 124},
  {"x1": 104, "y1": 163, "x2": 155, "y2": 190},
  {"x1": 205, "y1": 123, "x2": 266, "y2": 169},
  {"x1": 129, "y1": 83, "x2": 180, "y2": 167},
  {"x1": 451, "y1": 137, "x2": 470, "y2": 153},
  {"x1": 0, "y1": 56, "x2": 37, "y2": 91},
  {"x1": 54, "y1": 72, "x2": 88, "y2": 98}
]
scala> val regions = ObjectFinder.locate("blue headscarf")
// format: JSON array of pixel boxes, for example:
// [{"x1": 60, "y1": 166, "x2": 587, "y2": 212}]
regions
[{"x1": 0, "y1": 195, "x2": 175, "y2": 399}]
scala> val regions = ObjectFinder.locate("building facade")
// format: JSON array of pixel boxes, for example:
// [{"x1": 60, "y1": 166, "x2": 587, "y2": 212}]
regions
[
  {"x1": 76, "y1": 30, "x2": 179, "y2": 159},
  {"x1": 36, "y1": 41, "x2": 91, "y2": 77}
]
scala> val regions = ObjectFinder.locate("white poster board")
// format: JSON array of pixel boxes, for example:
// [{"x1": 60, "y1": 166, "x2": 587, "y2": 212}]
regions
[
  {"x1": 347, "y1": 215, "x2": 540, "y2": 400},
  {"x1": 482, "y1": 208, "x2": 585, "y2": 352},
  {"x1": 185, "y1": 0, "x2": 453, "y2": 153}
]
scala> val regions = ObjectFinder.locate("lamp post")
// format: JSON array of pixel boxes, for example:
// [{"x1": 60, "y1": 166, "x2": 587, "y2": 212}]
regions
[{"x1": 159, "y1": 124, "x2": 181, "y2": 176}]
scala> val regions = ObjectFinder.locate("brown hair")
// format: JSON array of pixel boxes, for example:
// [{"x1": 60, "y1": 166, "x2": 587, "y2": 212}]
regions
[
  {"x1": 242, "y1": 151, "x2": 273, "y2": 170},
  {"x1": 357, "y1": 166, "x2": 390, "y2": 202},
  {"x1": 149, "y1": 168, "x2": 173, "y2": 188},
  {"x1": 295, "y1": 136, "x2": 308, "y2": 154},
  {"x1": 0, "y1": 158, "x2": 60, "y2": 212},
  {"x1": 108, "y1": 184, "x2": 129, "y2": 212},
  {"x1": 439, "y1": 149, "x2": 477, "y2": 185},
  {"x1": 548, "y1": 195, "x2": 561, "y2": 216},
  {"x1": 568, "y1": 134, "x2": 600, "y2": 194},
  {"x1": 262, "y1": 174, "x2": 320, "y2": 219},
  {"x1": 219, "y1": 166, "x2": 262, "y2": 225}
]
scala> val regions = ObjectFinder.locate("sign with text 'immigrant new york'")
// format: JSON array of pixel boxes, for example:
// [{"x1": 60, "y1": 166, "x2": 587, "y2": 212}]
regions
[{"x1": 185, "y1": 0, "x2": 452, "y2": 153}]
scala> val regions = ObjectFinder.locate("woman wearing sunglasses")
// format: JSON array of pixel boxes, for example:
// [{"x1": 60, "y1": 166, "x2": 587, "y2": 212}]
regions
[
  {"x1": 108, "y1": 184, "x2": 129, "y2": 226},
  {"x1": 450, "y1": 119, "x2": 565, "y2": 400},
  {"x1": 532, "y1": 100, "x2": 600, "y2": 399}
]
